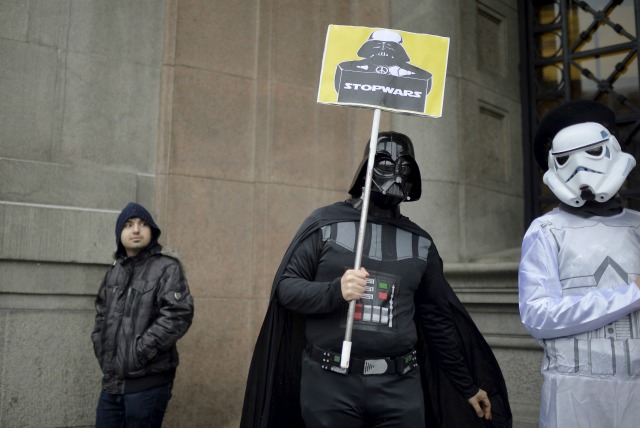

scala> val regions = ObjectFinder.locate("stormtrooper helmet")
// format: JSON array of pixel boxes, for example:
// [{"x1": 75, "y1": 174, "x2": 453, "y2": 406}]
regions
[{"x1": 543, "y1": 121, "x2": 636, "y2": 207}]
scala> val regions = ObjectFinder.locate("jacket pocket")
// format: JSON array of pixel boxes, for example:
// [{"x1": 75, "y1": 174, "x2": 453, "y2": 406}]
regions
[
  {"x1": 131, "y1": 335, "x2": 146, "y2": 371},
  {"x1": 125, "y1": 280, "x2": 155, "y2": 319},
  {"x1": 119, "y1": 281, "x2": 156, "y2": 377}
]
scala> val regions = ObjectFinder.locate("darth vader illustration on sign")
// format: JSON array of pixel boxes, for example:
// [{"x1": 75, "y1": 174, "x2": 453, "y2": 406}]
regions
[
  {"x1": 318, "y1": 25, "x2": 449, "y2": 117},
  {"x1": 334, "y1": 29, "x2": 433, "y2": 113}
]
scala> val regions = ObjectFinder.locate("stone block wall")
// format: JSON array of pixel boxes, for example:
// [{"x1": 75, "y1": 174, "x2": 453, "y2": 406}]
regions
[
  {"x1": 0, "y1": 0, "x2": 164, "y2": 426},
  {"x1": 0, "y1": 0, "x2": 538, "y2": 427}
]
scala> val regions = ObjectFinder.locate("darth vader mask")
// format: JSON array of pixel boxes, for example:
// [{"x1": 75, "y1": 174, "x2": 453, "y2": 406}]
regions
[
  {"x1": 356, "y1": 29, "x2": 411, "y2": 66},
  {"x1": 349, "y1": 131, "x2": 422, "y2": 208}
]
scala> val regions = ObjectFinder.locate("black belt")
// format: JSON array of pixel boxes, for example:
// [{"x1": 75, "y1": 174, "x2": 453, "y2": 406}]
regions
[{"x1": 307, "y1": 345, "x2": 418, "y2": 376}]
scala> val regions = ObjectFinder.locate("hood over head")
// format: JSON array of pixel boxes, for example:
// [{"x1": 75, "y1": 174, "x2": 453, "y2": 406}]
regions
[{"x1": 115, "y1": 202, "x2": 161, "y2": 257}]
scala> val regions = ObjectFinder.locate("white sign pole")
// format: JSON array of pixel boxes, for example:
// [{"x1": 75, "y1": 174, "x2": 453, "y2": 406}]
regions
[{"x1": 340, "y1": 108, "x2": 381, "y2": 369}]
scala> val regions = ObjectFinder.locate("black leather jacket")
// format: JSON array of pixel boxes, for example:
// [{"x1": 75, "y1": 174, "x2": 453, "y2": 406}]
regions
[{"x1": 91, "y1": 243, "x2": 194, "y2": 394}]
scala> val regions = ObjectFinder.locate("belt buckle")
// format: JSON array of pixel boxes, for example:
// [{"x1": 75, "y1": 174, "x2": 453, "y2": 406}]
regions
[
  {"x1": 398, "y1": 350, "x2": 418, "y2": 375},
  {"x1": 319, "y1": 350, "x2": 349, "y2": 375},
  {"x1": 363, "y1": 358, "x2": 389, "y2": 375}
]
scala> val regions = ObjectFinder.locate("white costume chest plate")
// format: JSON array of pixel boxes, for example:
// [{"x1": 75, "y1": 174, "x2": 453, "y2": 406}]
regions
[{"x1": 546, "y1": 216, "x2": 640, "y2": 377}]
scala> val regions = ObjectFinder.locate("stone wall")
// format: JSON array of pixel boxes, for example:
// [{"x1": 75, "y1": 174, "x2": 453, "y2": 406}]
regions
[
  {"x1": 0, "y1": 1, "x2": 539, "y2": 427},
  {"x1": 0, "y1": 0, "x2": 163, "y2": 426}
]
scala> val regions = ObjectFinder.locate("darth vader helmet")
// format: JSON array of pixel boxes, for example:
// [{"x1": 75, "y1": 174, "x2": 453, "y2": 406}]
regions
[
  {"x1": 356, "y1": 29, "x2": 411, "y2": 65},
  {"x1": 349, "y1": 131, "x2": 421, "y2": 207}
]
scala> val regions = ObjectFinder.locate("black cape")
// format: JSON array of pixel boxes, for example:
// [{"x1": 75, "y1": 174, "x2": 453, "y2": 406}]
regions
[{"x1": 240, "y1": 201, "x2": 512, "y2": 428}]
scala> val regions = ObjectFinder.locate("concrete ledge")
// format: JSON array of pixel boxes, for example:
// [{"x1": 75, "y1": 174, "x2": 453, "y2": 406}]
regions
[
  {"x1": 484, "y1": 334, "x2": 542, "y2": 351},
  {"x1": 0, "y1": 202, "x2": 118, "y2": 263},
  {"x1": 0, "y1": 158, "x2": 139, "y2": 209},
  {"x1": 446, "y1": 261, "x2": 520, "y2": 304},
  {"x1": 0, "y1": 293, "x2": 95, "y2": 311},
  {"x1": 0, "y1": 260, "x2": 107, "y2": 295},
  {"x1": 509, "y1": 402, "x2": 540, "y2": 428},
  {"x1": 446, "y1": 261, "x2": 520, "y2": 274}
]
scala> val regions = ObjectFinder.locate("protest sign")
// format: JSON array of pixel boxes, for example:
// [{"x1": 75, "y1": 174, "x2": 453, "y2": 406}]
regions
[{"x1": 318, "y1": 25, "x2": 450, "y2": 117}]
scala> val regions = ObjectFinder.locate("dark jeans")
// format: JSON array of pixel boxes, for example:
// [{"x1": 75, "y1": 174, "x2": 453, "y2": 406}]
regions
[
  {"x1": 96, "y1": 382, "x2": 173, "y2": 428},
  {"x1": 300, "y1": 352, "x2": 425, "y2": 428}
]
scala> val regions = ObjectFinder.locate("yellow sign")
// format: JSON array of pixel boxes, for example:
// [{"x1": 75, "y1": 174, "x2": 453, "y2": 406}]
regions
[{"x1": 318, "y1": 25, "x2": 450, "y2": 118}]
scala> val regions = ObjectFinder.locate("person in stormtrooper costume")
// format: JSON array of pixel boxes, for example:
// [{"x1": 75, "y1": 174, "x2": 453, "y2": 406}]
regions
[
  {"x1": 519, "y1": 100, "x2": 640, "y2": 427},
  {"x1": 241, "y1": 131, "x2": 511, "y2": 428}
]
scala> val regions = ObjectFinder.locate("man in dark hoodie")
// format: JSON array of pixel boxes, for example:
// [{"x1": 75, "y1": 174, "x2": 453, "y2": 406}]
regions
[{"x1": 91, "y1": 202, "x2": 194, "y2": 427}]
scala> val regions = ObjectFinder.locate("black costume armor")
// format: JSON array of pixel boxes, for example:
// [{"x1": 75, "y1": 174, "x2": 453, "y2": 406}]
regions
[{"x1": 241, "y1": 133, "x2": 511, "y2": 427}]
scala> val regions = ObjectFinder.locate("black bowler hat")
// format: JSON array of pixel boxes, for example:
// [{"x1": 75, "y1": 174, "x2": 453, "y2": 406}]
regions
[{"x1": 533, "y1": 100, "x2": 618, "y2": 171}]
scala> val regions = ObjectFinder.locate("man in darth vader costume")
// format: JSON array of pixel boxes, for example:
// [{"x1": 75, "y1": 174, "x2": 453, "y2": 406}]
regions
[
  {"x1": 519, "y1": 100, "x2": 640, "y2": 427},
  {"x1": 241, "y1": 131, "x2": 512, "y2": 428}
]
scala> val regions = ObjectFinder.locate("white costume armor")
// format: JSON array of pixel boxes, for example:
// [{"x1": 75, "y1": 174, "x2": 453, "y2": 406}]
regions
[
  {"x1": 522, "y1": 101, "x2": 640, "y2": 427},
  {"x1": 520, "y1": 207, "x2": 640, "y2": 427}
]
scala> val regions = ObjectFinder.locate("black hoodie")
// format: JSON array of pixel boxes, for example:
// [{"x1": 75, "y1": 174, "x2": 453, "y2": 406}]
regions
[{"x1": 91, "y1": 203, "x2": 194, "y2": 394}]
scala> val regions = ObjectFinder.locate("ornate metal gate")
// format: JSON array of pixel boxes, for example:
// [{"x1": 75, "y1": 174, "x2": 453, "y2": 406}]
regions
[{"x1": 520, "y1": 0, "x2": 640, "y2": 225}]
